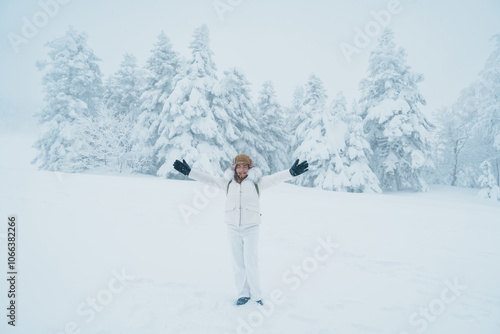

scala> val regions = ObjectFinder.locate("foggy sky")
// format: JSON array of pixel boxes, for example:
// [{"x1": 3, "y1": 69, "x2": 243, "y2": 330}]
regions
[{"x1": 1, "y1": 0, "x2": 499, "y2": 131}]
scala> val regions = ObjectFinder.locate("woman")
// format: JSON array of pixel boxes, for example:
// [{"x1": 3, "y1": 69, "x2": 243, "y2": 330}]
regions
[{"x1": 173, "y1": 154, "x2": 308, "y2": 306}]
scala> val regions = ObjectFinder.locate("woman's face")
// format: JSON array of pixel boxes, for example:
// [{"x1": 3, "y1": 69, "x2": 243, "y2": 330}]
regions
[{"x1": 236, "y1": 164, "x2": 249, "y2": 177}]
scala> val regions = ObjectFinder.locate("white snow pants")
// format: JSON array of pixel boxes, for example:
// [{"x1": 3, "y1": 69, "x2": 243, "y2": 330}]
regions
[{"x1": 226, "y1": 224, "x2": 262, "y2": 301}]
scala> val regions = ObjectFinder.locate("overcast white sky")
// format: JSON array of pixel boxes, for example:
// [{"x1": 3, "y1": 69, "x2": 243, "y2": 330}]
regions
[{"x1": 1, "y1": 0, "x2": 499, "y2": 131}]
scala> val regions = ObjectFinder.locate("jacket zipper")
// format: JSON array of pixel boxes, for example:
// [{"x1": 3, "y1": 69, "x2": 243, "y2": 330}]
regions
[{"x1": 239, "y1": 182, "x2": 242, "y2": 226}]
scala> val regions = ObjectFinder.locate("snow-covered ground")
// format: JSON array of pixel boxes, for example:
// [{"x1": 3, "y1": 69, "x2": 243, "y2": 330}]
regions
[{"x1": 1, "y1": 134, "x2": 499, "y2": 334}]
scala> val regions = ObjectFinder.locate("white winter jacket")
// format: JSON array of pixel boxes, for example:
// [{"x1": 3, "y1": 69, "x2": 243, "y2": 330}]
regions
[{"x1": 189, "y1": 167, "x2": 294, "y2": 226}]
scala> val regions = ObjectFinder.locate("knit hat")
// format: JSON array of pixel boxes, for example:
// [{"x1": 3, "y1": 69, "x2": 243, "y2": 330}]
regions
[{"x1": 233, "y1": 154, "x2": 253, "y2": 167}]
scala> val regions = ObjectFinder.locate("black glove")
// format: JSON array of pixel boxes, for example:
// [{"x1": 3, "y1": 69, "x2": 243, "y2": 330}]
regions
[
  {"x1": 290, "y1": 159, "x2": 309, "y2": 176},
  {"x1": 173, "y1": 159, "x2": 191, "y2": 176}
]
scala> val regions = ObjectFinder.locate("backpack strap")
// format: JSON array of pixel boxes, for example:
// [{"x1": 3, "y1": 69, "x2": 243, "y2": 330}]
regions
[{"x1": 226, "y1": 180, "x2": 260, "y2": 197}]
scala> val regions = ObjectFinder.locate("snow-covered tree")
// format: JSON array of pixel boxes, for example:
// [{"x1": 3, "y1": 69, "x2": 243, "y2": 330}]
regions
[
  {"x1": 453, "y1": 34, "x2": 500, "y2": 186},
  {"x1": 359, "y1": 29, "x2": 433, "y2": 191},
  {"x1": 103, "y1": 53, "x2": 143, "y2": 119},
  {"x1": 155, "y1": 25, "x2": 234, "y2": 178},
  {"x1": 285, "y1": 85, "x2": 305, "y2": 167},
  {"x1": 455, "y1": 167, "x2": 479, "y2": 188},
  {"x1": 334, "y1": 96, "x2": 381, "y2": 193},
  {"x1": 96, "y1": 53, "x2": 145, "y2": 172},
  {"x1": 256, "y1": 81, "x2": 290, "y2": 173},
  {"x1": 477, "y1": 35, "x2": 500, "y2": 159},
  {"x1": 287, "y1": 85, "x2": 306, "y2": 140},
  {"x1": 33, "y1": 26, "x2": 103, "y2": 172},
  {"x1": 131, "y1": 32, "x2": 183, "y2": 174},
  {"x1": 83, "y1": 107, "x2": 131, "y2": 172},
  {"x1": 291, "y1": 74, "x2": 349, "y2": 191},
  {"x1": 432, "y1": 106, "x2": 473, "y2": 186},
  {"x1": 214, "y1": 68, "x2": 270, "y2": 172},
  {"x1": 477, "y1": 161, "x2": 500, "y2": 200}
]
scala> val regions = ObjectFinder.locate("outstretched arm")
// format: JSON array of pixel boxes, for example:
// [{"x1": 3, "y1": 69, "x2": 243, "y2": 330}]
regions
[
  {"x1": 259, "y1": 159, "x2": 309, "y2": 190},
  {"x1": 173, "y1": 159, "x2": 227, "y2": 190}
]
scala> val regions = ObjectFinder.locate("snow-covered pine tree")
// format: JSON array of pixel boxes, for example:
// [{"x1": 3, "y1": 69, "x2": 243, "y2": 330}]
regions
[
  {"x1": 103, "y1": 53, "x2": 142, "y2": 119},
  {"x1": 359, "y1": 29, "x2": 433, "y2": 192},
  {"x1": 455, "y1": 34, "x2": 500, "y2": 186},
  {"x1": 482, "y1": 35, "x2": 500, "y2": 163},
  {"x1": 131, "y1": 31, "x2": 183, "y2": 174},
  {"x1": 334, "y1": 95, "x2": 381, "y2": 193},
  {"x1": 287, "y1": 85, "x2": 306, "y2": 140},
  {"x1": 256, "y1": 81, "x2": 290, "y2": 173},
  {"x1": 97, "y1": 53, "x2": 145, "y2": 172},
  {"x1": 477, "y1": 35, "x2": 500, "y2": 172},
  {"x1": 284, "y1": 85, "x2": 305, "y2": 170},
  {"x1": 33, "y1": 26, "x2": 103, "y2": 172},
  {"x1": 214, "y1": 68, "x2": 270, "y2": 173},
  {"x1": 477, "y1": 160, "x2": 500, "y2": 200},
  {"x1": 155, "y1": 25, "x2": 234, "y2": 178},
  {"x1": 291, "y1": 74, "x2": 349, "y2": 191}
]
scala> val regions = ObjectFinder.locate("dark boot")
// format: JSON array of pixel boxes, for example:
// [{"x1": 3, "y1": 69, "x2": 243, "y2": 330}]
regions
[
  {"x1": 236, "y1": 297, "x2": 250, "y2": 306},
  {"x1": 256, "y1": 300, "x2": 263, "y2": 305}
]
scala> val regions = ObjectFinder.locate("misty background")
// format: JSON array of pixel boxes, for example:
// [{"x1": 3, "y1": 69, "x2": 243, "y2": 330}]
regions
[{"x1": 1, "y1": 0, "x2": 499, "y2": 131}]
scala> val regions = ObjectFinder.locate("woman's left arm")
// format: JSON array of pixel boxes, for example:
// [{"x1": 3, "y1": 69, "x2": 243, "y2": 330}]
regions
[
  {"x1": 259, "y1": 169, "x2": 294, "y2": 190},
  {"x1": 259, "y1": 159, "x2": 309, "y2": 190}
]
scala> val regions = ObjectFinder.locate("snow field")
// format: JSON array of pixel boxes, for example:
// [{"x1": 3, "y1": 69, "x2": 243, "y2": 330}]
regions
[{"x1": 0, "y1": 134, "x2": 499, "y2": 334}]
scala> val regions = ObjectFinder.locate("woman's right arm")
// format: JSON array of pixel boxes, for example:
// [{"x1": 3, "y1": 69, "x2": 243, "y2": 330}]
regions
[
  {"x1": 188, "y1": 169, "x2": 227, "y2": 190},
  {"x1": 173, "y1": 159, "x2": 227, "y2": 190}
]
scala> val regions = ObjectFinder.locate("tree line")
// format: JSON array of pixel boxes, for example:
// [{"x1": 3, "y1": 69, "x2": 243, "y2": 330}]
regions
[{"x1": 32, "y1": 25, "x2": 500, "y2": 198}]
